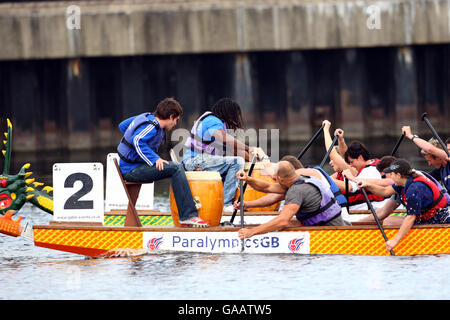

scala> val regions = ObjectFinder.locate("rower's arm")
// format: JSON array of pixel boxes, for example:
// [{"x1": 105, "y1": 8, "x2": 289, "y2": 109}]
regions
[
  {"x1": 238, "y1": 203, "x2": 299, "y2": 238},
  {"x1": 241, "y1": 193, "x2": 285, "y2": 209},
  {"x1": 361, "y1": 183, "x2": 396, "y2": 198},
  {"x1": 412, "y1": 136, "x2": 449, "y2": 161},
  {"x1": 402, "y1": 126, "x2": 449, "y2": 161},
  {"x1": 332, "y1": 177, "x2": 347, "y2": 192},
  {"x1": 213, "y1": 130, "x2": 250, "y2": 160},
  {"x1": 356, "y1": 177, "x2": 395, "y2": 187},
  {"x1": 322, "y1": 121, "x2": 352, "y2": 171},
  {"x1": 385, "y1": 215, "x2": 416, "y2": 250},
  {"x1": 245, "y1": 176, "x2": 287, "y2": 194}
]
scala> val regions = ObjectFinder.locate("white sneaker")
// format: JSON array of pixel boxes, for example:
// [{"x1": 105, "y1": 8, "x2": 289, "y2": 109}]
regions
[
  {"x1": 223, "y1": 205, "x2": 235, "y2": 213},
  {"x1": 179, "y1": 216, "x2": 210, "y2": 228}
]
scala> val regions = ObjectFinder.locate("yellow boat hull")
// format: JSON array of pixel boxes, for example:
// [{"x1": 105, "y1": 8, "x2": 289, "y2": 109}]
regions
[{"x1": 33, "y1": 223, "x2": 450, "y2": 257}]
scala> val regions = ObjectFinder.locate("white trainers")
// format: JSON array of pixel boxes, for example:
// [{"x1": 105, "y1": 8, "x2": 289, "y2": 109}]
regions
[
  {"x1": 179, "y1": 216, "x2": 210, "y2": 228},
  {"x1": 223, "y1": 205, "x2": 235, "y2": 213}
]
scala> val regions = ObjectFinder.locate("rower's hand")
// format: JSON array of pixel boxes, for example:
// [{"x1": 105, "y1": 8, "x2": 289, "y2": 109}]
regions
[
  {"x1": 385, "y1": 239, "x2": 398, "y2": 251},
  {"x1": 236, "y1": 170, "x2": 248, "y2": 181},
  {"x1": 233, "y1": 200, "x2": 247, "y2": 211},
  {"x1": 155, "y1": 158, "x2": 169, "y2": 171},
  {"x1": 238, "y1": 228, "x2": 253, "y2": 240},
  {"x1": 342, "y1": 169, "x2": 354, "y2": 180},
  {"x1": 357, "y1": 181, "x2": 368, "y2": 189},
  {"x1": 401, "y1": 126, "x2": 413, "y2": 139},
  {"x1": 322, "y1": 120, "x2": 331, "y2": 130},
  {"x1": 250, "y1": 147, "x2": 266, "y2": 160},
  {"x1": 334, "y1": 128, "x2": 344, "y2": 139}
]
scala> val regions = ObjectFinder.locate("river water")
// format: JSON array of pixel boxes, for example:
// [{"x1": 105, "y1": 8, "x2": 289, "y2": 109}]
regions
[{"x1": 1, "y1": 139, "x2": 450, "y2": 302}]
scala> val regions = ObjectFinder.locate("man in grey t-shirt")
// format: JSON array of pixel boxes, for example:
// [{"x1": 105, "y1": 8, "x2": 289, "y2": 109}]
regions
[{"x1": 238, "y1": 161, "x2": 348, "y2": 240}]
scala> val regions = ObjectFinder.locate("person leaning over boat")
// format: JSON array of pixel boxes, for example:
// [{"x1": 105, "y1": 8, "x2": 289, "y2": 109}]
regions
[
  {"x1": 117, "y1": 97, "x2": 209, "y2": 228},
  {"x1": 237, "y1": 161, "x2": 349, "y2": 240},
  {"x1": 402, "y1": 126, "x2": 450, "y2": 192},
  {"x1": 357, "y1": 159, "x2": 450, "y2": 251},
  {"x1": 232, "y1": 155, "x2": 305, "y2": 212},
  {"x1": 182, "y1": 98, "x2": 265, "y2": 212},
  {"x1": 356, "y1": 156, "x2": 407, "y2": 226}
]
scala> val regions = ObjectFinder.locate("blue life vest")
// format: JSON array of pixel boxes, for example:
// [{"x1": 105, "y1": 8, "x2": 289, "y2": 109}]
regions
[
  {"x1": 309, "y1": 166, "x2": 347, "y2": 207},
  {"x1": 439, "y1": 162, "x2": 450, "y2": 192},
  {"x1": 184, "y1": 111, "x2": 227, "y2": 156},
  {"x1": 292, "y1": 176, "x2": 342, "y2": 226},
  {"x1": 117, "y1": 112, "x2": 160, "y2": 164}
]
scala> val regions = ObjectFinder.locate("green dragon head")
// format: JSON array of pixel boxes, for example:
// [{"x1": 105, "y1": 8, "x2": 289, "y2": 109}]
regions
[{"x1": 0, "y1": 119, "x2": 53, "y2": 215}]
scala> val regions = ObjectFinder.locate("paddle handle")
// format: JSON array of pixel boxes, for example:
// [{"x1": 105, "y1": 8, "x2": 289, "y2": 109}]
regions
[
  {"x1": 390, "y1": 133, "x2": 405, "y2": 156},
  {"x1": 297, "y1": 125, "x2": 324, "y2": 160},
  {"x1": 239, "y1": 178, "x2": 245, "y2": 252},
  {"x1": 230, "y1": 156, "x2": 258, "y2": 223},
  {"x1": 421, "y1": 113, "x2": 450, "y2": 158},
  {"x1": 361, "y1": 188, "x2": 395, "y2": 256},
  {"x1": 344, "y1": 177, "x2": 350, "y2": 215},
  {"x1": 320, "y1": 135, "x2": 338, "y2": 168}
]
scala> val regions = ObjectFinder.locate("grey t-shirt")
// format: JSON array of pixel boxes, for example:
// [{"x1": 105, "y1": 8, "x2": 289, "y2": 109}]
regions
[{"x1": 285, "y1": 177, "x2": 322, "y2": 214}]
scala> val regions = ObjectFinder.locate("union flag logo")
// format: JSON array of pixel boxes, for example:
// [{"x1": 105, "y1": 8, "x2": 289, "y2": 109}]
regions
[
  {"x1": 288, "y1": 237, "x2": 305, "y2": 253},
  {"x1": 147, "y1": 236, "x2": 163, "y2": 250}
]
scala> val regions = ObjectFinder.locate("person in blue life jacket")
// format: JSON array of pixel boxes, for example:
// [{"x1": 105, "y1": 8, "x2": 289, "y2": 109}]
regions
[
  {"x1": 402, "y1": 126, "x2": 450, "y2": 192},
  {"x1": 117, "y1": 97, "x2": 209, "y2": 227},
  {"x1": 357, "y1": 159, "x2": 450, "y2": 252},
  {"x1": 182, "y1": 98, "x2": 266, "y2": 212},
  {"x1": 355, "y1": 156, "x2": 407, "y2": 227},
  {"x1": 237, "y1": 161, "x2": 349, "y2": 240}
]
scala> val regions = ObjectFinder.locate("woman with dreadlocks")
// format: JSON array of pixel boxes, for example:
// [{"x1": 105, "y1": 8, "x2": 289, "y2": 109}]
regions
[{"x1": 182, "y1": 98, "x2": 265, "y2": 212}]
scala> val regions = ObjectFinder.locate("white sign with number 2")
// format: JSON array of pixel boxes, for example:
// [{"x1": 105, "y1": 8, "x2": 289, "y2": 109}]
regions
[{"x1": 53, "y1": 163, "x2": 104, "y2": 223}]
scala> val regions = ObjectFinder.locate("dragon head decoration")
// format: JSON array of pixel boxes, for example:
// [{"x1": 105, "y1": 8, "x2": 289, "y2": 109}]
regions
[{"x1": 0, "y1": 119, "x2": 53, "y2": 215}]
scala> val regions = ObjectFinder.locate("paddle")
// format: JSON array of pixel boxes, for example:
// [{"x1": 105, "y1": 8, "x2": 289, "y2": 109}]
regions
[
  {"x1": 319, "y1": 135, "x2": 338, "y2": 168},
  {"x1": 360, "y1": 187, "x2": 395, "y2": 256},
  {"x1": 239, "y1": 177, "x2": 245, "y2": 252},
  {"x1": 297, "y1": 125, "x2": 324, "y2": 160},
  {"x1": 344, "y1": 177, "x2": 350, "y2": 216},
  {"x1": 390, "y1": 133, "x2": 405, "y2": 156},
  {"x1": 421, "y1": 112, "x2": 450, "y2": 158},
  {"x1": 229, "y1": 155, "x2": 258, "y2": 224}
]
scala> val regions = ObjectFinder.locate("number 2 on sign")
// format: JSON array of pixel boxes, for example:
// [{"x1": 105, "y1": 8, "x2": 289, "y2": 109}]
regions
[
  {"x1": 63, "y1": 173, "x2": 94, "y2": 210},
  {"x1": 53, "y1": 163, "x2": 104, "y2": 222}
]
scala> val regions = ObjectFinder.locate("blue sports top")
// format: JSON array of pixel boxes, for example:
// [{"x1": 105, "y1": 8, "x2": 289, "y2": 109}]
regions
[
  {"x1": 182, "y1": 113, "x2": 225, "y2": 161},
  {"x1": 117, "y1": 113, "x2": 165, "y2": 174}
]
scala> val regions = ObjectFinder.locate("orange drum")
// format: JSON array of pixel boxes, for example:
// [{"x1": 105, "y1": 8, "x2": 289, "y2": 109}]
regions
[
  {"x1": 235, "y1": 162, "x2": 281, "y2": 212},
  {"x1": 170, "y1": 171, "x2": 224, "y2": 227}
]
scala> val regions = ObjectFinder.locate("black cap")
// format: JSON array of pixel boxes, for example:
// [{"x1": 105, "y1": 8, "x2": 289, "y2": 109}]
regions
[{"x1": 383, "y1": 159, "x2": 412, "y2": 175}]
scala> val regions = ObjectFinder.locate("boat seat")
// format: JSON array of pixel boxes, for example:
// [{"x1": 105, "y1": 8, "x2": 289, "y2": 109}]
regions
[{"x1": 113, "y1": 158, "x2": 153, "y2": 227}]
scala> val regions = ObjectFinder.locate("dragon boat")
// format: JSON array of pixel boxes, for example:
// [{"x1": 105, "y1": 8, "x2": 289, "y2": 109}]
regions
[
  {"x1": 1, "y1": 119, "x2": 450, "y2": 258},
  {"x1": 3, "y1": 194, "x2": 450, "y2": 258}
]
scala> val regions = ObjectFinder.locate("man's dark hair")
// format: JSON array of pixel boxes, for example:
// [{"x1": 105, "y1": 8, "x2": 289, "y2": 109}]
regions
[
  {"x1": 376, "y1": 156, "x2": 397, "y2": 172},
  {"x1": 344, "y1": 141, "x2": 371, "y2": 162},
  {"x1": 280, "y1": 155, "x2": 303, "y2": 169},
  {"x1": 211, "y1": 98, "x2": 244, "y2": 130},
  {"x1": 446, "y1": 137, "x2": 450, "y2": 145},
  {"x1": 154, "y1": 97, "x2": 183, "y2": 120}
]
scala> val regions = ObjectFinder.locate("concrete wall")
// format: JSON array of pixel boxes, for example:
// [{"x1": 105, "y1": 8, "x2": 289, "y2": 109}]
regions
[
  {"x1": 2, "y1": 0, "x2": 450, "y2": 60},
  {"x1": 1, "y1": 45, "x2": 449, "y2": 154}
]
